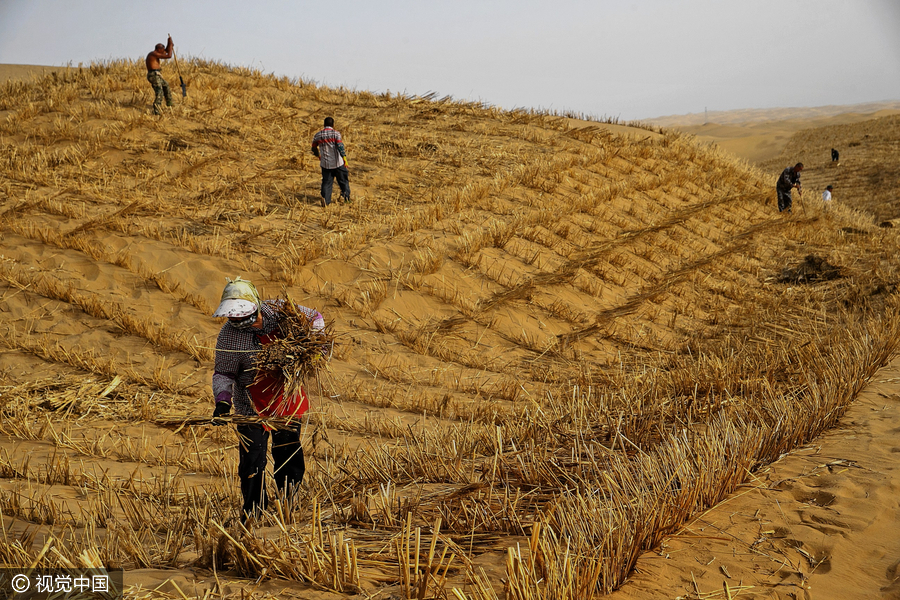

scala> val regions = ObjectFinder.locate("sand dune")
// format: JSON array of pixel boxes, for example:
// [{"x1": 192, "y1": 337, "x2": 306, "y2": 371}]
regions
[
  {"x1": 611, "y1": 354, "x2": 900, "y2": 599},
  {"x1": 647, "y1": 102, "x2": 900, "y2": 165},
  {"x1": 0, "y1": 63, "x2": 70, "y2": 83},
  {"x1": 1, "y1": 61, "x2": 900, "y2": 599},
  {"x1": 648, "y1": 101, "x2": 900, "y2": 127}
]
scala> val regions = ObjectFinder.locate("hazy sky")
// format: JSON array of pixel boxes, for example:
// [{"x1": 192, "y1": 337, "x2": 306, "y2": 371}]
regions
[{"x1": 1, "y1": 0, "x2": 898, "y2": 121}]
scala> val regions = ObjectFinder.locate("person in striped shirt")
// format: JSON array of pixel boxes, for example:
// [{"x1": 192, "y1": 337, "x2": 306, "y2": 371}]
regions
[
  {"x1": 211, "y1": 276, "x2": 324, "y2": 522},
  {"x1": 311, "y1": 117, "x2": 351, "y2": 206}
]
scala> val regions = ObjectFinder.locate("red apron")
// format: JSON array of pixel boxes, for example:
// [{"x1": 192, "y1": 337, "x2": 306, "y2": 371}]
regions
[{"x1": 247, "y1": 331, "x2": 310, "y2": 420}]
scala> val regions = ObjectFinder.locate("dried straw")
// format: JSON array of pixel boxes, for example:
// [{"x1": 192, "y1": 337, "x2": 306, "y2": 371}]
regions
[
  {"x1": 154, "y1": 414, "x2": 302, "y2": 432},
  {"x1": 254, "y1": 299, "x2": 335, "y2": 397}
]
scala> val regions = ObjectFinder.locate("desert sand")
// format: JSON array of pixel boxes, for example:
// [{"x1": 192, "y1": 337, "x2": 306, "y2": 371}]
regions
[
  {"x1": 1, "y1": 61, "x2": 899, "y2": 599},
  {"x1": 0, "y1": 64, "x2": 70, "y2": 83},
  {"x1": 647, "y1": 102, "x2": 900, "y2": 165},
  {"x1": 609, "y1": 355, "x2": 900, "y2": 599}
]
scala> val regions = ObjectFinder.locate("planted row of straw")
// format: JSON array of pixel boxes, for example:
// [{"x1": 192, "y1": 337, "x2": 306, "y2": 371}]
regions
[
  {"x1": 0, "y1": 259, "x2": 210, "y2": 361},
  {"x1": 0, "y1": 329, "x2": 198, "y2": 394},
  {"x1": 3, "y1": 217, "x2": 215, "y2": 314}
]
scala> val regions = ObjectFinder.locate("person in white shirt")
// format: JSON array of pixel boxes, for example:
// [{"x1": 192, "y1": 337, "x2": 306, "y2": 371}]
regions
[{"x1": 822, "y1": 185, "x2": 833, "y2": 202}]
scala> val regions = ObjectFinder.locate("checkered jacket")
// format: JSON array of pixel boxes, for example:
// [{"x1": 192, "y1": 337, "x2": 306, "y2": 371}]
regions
[
  {"x1": 311, "y1": 127, "x2": 346, "y2": 169},
  {"x1": 212, "y1": 300, "x2": 322, "y2": 416}
]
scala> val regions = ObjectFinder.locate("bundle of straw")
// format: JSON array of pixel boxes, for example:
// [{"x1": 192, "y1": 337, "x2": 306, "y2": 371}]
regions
[{"x1": 254, "y1": 299, "x2": 334, "y2": 396}]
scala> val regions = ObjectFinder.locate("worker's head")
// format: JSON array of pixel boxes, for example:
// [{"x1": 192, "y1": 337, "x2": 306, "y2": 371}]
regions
[
  {"x1": 826, "y1": 185, "x2": 833, "y2": 191},
  {"x1": 213, "y1": 276, "x2": 261, "y2": 329},
  {"x1": 155, "y1": 43, "x2": 165, "y2": 52},
  {"x1": 794, "y1": 162, "x2": 804, "y2": 171},
  {"x1": 324, "y1": 117, "x2": 334, "y2": 128}
]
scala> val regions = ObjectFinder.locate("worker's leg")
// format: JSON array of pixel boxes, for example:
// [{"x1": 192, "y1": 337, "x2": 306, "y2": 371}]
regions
[
  {"x1": 320, "y1": 168, "x2": 335, "y2": 206},
  {"x1": 777, "y1": 189, "x2": 792, "y2": 213},
  {"x1": 159, "y1": 74, "x2": 173, "y2": 107},
  {"x1": 147, "y1": 72, "x2": 165, "y2": 115},
  {"x1": 336, "y1": 165, "x2": 351, "y2": 202},
  {"x1": 271, "y1": 426, "x2": 305, "y2": 498},
  {"x1": 237, "y1": 424, "x2": 270, "y2": 520}
]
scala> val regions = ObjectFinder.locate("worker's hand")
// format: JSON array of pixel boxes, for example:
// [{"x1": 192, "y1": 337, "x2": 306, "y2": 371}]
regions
[
  {"x1": 342, "y1": 157, "x2": 350, "y2": 167},
  {"x1": 212, "y1": 401, "x2": 231, "y2": 424}
]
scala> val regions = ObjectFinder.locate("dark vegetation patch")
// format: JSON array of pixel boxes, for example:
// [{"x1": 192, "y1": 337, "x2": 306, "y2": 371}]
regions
[
  {"x1": 778, "y1": 254, "x2": 842, "y2": 284},
  {"x1": 165, "y1": 137, "x2": 189, "y2": 151},
  {"x1": 193, "y1": 126, "x2": 240, "y2": 137},
  {"x1": 839, "y1": 227, "x2": 869, "y2": 235}
]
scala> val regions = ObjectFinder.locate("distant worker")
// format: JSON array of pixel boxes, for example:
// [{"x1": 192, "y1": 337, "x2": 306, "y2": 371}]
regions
[
  {"x1": 211, "y1": 276, "x2": 324, "y2": 523},
  {"x1": 311, "y1": 117, "x2": 351, "y2": 206},
  {"x1": 146, "y1": 36, "x2": 174, "y2": 115},
  {"x1": 822, "y1": 185, "x2": 833, "y2": 202},
  {"x1": 776, "y1": 162, "x2": 804, "y2": 213},
  {"x1": 831, "y1": 148, "x2": 839, "y2": 162}
]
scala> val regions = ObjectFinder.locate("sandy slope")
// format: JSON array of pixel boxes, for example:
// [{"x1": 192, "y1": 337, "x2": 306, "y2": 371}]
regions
[
  {"x1": 2, "y1": 62, "x2": 900, "y2": 599},
  {"x1": 0, "y1": 64, "x2": 69, "y2": 83},
  {"x1": 680, "y1": 110, "x2": 900, "y2": 165},
  {"x1": 1, "y1": 60, "x2": 788, "y2": 597},
  {"x1": 610, "y1": 353, "x2": 900, "y2": 600},
  {"x1": 609, "y1": 103, "x2": 900, "y2": 599},
  {"x1": 646, "y1": 102, "x2": 900, "y2": 165},
  {"x1": 648, "y1": 102, "x2": 900, "y2": 127},
  {"x1": 1, "y1": 64, "x2": 890, "y2": 166}
]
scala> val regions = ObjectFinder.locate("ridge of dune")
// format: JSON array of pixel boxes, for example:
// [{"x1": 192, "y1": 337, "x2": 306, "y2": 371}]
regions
[
  {"x1": 0, "y1": 63, "x2": 71, "y2": 83},
  {"x1": 647, "y1": 101, "x2": 900, "y2": 127},
  {"x1": 645, "y1": 102, "x2": 900, "y2": 165}
]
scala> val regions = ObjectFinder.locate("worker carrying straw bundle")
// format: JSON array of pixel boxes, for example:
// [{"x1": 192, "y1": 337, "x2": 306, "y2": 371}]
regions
[{"x1": 210, "y1": 276, "x2": 331, "y2": 522}]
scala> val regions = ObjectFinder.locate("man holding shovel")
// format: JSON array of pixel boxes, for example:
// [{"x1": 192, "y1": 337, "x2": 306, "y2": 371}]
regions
[
  {"x1": 146, "y1": 36, "x2": 174, "y2": 115},
  {"x1": 776, "y1": 162, "x2": 803, "y2": 214}
]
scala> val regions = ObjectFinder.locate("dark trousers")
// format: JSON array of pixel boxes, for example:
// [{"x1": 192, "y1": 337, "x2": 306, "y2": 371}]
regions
[
  {"x1": 776, "y1": 188, "x2": 792, "y2": 213},
  {"x1": 237, "y1": 424, "x2": 305, "y2": 519},
  {"x1": 320, "y1": 166, "x2": 351, "y2": 205}
]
